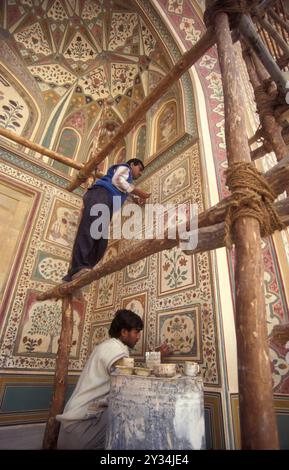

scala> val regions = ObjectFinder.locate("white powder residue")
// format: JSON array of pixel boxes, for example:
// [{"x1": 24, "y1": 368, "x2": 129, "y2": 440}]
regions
[{"x1": 173, "y1": 391, "x2": 205, "y2": 449}]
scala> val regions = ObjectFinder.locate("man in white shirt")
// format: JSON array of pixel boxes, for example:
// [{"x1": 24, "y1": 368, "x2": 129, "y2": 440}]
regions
[
  {"x1": 63, "y1": 159, "x2": 150, "y2": 282},
  {"x1": 56, "y1": 309, "x2": 143, "y2": 449}
]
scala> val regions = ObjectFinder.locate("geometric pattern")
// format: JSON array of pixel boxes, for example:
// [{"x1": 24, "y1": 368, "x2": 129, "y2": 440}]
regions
[
  {"x1": 47, "y1": 0, "x2": 68, "y2": 21},
  {"x1": 0, "y1": 0, "x2": 187, "y2": 170},
  {"x1": 14, "y1": 23, "x2": 51, "y2": 56},
  {"x1": 64, "y1": 32, "x2": 96, "y2": 62},
  {"x1": 79, "y1": 67, "x2": 110, "y2": 100},
  {"x1": 108, "y1": 13, "x2": 138, "y2": 51},
  {"x1": 28, "y1": 64, "x2": 75, "y2": 87}
]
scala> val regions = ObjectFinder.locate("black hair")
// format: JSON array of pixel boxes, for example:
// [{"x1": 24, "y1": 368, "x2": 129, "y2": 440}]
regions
[
  {"x1": 126, "y1": 158, "x2": 144, "y2": 171},
  {"x1": 109, "y1": 309, "x2": 144, "y2": 338}
]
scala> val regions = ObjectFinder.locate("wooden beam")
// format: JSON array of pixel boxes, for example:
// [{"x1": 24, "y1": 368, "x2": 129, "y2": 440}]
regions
[
  {"x1": 66, "y1": 27, "x2": 216, "y2": 192},
  {"x1": 36, "y1": 197, "x2": 289, "y2": 301},
  {"x1": 42, "y1": 296, "x2": 73, "y2": 449},
  {"x1": 215, "y1": 10, "x2": 279, "y2": 449},
  {"x1": 265, "y1": 149, "x2": 289, "y2": 194},
  {"x1": 250, "y1": 125, "x2": 289, "y2": 161},
  {"x1": 196, "y1": 150, "x2": 289, "y2": 230},
  {"x1": 0, "y1": 127, "x2": 83, "y2": 170},
  {"x1": 0, "y1": 127, "x2": 105, "y2": 179}
]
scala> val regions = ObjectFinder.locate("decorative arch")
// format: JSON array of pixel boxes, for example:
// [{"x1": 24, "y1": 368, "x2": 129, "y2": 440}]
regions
[
  {"x1": 53, "y1": 127, "x2": 81, "y2": 175},
  {"x1": 132, "y1": 124, "x2": 146, "y2": 160},
  {"x1": 114, "y1": 146, "x2": 126, "y2": 164},
  {"x1": 86, "y1": 142, "x2": 109, "y2": 174},
  {"x1": 97, "y1": 157, "x2": 109, "y2": 174},
  {"x1": 0, "y1": 65, "x2": 40, "y2": 140},
  {"x1": 152, "y1": 99, "x2": 178, "y2": 153}
]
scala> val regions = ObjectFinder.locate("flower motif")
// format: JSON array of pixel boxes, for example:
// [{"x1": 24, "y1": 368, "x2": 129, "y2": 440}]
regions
[
  {"x1": 163, "y1": 261, "x2": 170, "y2": 272},
  {"x1": 180, "y1": 17, "x2": 201, "y2": 45},
  {"x1": 179, "y1": 257, "x2": 187, "y2": 266},
  {"x1": 270, "y1": 348, "x2": 289, "y2": 389}
]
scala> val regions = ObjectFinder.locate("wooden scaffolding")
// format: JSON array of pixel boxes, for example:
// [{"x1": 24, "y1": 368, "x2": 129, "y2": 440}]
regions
[{"x1": 1, "y1": 0, "x2": 289, "y2": 450}]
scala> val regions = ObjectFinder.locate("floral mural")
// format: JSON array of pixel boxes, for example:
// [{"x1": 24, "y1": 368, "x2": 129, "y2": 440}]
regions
[
  {"x1": 155, "y1": 101, "x2": 178, "y2": 151},
  {"x1": 0, "y1": 73, "x2": 29, "y2": 135},
  {"x1": 45, "y1": 199, "x2": 80, "y2": 248}
]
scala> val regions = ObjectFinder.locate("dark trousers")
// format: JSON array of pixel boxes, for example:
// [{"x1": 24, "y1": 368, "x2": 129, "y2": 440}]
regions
[{"x1": 63, "y1": 187, "x2": 113, "y2": 281}]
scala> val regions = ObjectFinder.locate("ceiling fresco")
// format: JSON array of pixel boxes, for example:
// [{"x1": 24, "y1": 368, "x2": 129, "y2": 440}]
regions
[{"x1": 0, "y1": 0, "x2": 174, "y2": 127}]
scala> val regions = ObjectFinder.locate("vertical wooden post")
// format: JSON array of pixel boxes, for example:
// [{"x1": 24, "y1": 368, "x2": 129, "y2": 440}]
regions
[
  {"x1": 239, "y1": 14, "x2": 288, "y2": 95},
  {"x1": 42, "y1": 295, "x2": 74, "y2": 449},
  {"x1": 213, "y1": 12, "x2": 279, "y2": 449},
  {"x1": 244, "y1": 49, "x2": 288, "y2": 162}
]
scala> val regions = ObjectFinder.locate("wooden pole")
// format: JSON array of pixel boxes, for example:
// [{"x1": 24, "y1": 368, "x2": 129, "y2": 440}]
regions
[
  {"x1": 243, "y1": 48, "x2": 288, "y2": 162},
  {"x1": 0, "y1": 127, "x2": 104, "y2": 178},
  {"x1": 66, "y1": 27, "x2": 216, "y2": 192},
  {"x1": 36, "y1": 196, "x2": 289, "y2": 301},
  {"x1": 257, "y1": 15, "x2": 289, "y2": 57},
  {"x1": 42, "y1": 296, "x2": 73, "y2": 449},
  {"x1": 214, "y1": 10, "x2": 279, "y2": 449},
  {"x1": 250, "y1": 126, "x2": 289, "y2": 160},
  {"x1": 0, "y1": 127, "x2": 83, "y2": 170},
  {"x1": 243, "y1": 46, "x2": 289, "y2": 196},
  {"x1": 239, "y1": 14, "x2": 288, "y2": 95},
  {"x1": 268, "y1": 7, "x2": 289, "y2": 35}
]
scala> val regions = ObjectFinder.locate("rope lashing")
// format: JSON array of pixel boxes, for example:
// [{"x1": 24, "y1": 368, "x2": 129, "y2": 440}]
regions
[
  {"x1": 255, "y1": 84, "x2": 277, "y2": 117},
  {"x1": 224, "y1": 162, "x2": 284, "y2": 248}
]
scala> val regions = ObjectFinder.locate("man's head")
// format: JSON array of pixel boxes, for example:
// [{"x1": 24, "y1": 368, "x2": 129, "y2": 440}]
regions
[
  {"x1": 126, "y1": 158, "x2": 144, "y2": 180},
  {"x1": 109, "y1": 309, "x2": 143, "y2": 349}
]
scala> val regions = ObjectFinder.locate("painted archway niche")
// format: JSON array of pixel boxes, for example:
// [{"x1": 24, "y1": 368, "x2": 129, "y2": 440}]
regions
[
  {"x1": 0, "y1": 66, "x2": 40, "y2": 142},
  {"x1": 152, "y1": 99, "x2": 179, "y2": 155}
]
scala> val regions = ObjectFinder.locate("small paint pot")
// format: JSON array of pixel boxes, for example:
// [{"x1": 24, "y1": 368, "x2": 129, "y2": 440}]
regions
[{"x1": 184, "y1": 361, "x2": 200, "y2": 377}]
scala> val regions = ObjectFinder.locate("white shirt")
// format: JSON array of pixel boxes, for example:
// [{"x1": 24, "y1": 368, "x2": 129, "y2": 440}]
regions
[
  {"x1": 56, "y1": 338, "x2": 129, "y2": 426},
  {"x1": 111, "y1": 165, "x2": 134, "y2": 193}
]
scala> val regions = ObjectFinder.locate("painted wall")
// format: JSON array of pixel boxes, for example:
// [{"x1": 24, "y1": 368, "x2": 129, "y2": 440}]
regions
[{"x1": 0, "y1": 0, "x2": 288, "y2": 450}]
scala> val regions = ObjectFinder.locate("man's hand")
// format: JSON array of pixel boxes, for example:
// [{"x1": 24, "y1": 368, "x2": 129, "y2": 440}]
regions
[
  {"x1": 142, "y1": 191, "x2": 151, "y2": 199},
  {"x1": 137, "y1": 190, "x2": 151, "y2": 200},
  {"x1": 131, "y1": 187, "x2": 151, "y2": 200},
  {"x1": 136, "y1": 197, "x2": 148, "y2": 206},
  {"x1": 129, "y1": 195, "x2": 147, "y2": 206},
  {"x1": 155, "y1": 342, "x2": 171, "y2": 357}
]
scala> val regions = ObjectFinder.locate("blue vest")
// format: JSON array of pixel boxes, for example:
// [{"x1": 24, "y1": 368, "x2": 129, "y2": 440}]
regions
[{"x1": 89, "y1": 164, "x2": 133, "y2": 206}]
